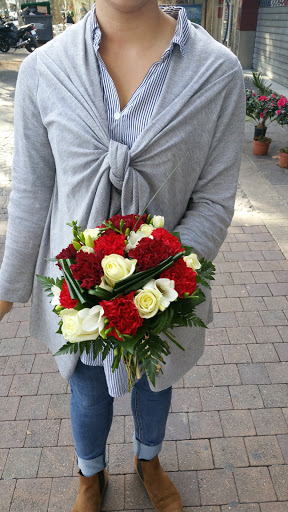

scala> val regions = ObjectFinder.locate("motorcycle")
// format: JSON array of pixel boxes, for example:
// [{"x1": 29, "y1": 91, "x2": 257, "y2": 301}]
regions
[{"x1": 0, "y1": 20, "x2": 38, "y2": 53}]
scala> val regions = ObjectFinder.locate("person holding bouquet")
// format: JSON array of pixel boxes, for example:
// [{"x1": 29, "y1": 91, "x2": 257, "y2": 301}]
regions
[{"x1": 0, "y1": 0, "x2": 245, "y2": 510}]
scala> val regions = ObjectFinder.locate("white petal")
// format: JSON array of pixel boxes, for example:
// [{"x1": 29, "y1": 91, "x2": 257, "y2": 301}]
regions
[
  {"x1": 99, "y1": 276, "x2": 113, "y2": 292},
  {"x1": 143, "y1": 279, "x2": 156, "y2": 290},
  {"x1": 82, "y1": 316, "x2": 100, "y2": 333},
  {"x1": 78, "y1": 308, "x2": 90, "y2": 319},
  {"x1": 90, "y1": 305, "x2": 104, "y2": 317}
]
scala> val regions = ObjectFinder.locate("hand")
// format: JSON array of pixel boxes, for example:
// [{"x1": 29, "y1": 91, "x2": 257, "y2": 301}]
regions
[{"x1": 0, "y1": 300, "x2": 13, "y2": 321}]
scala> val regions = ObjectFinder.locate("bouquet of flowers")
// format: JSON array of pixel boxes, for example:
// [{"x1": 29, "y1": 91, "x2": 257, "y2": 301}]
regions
[{"x1": 37, "y1": 214, "x2": 215, "y2": 388}]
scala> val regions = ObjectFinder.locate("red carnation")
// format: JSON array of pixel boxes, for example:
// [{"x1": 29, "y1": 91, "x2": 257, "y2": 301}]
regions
[
  {"x1": 56, "y1": 243, "x2": 77, "y2": 261},
  {"x1": 56, "y1": 243, "x2": 77, "y2": 268},
  {"x1": 160, "y1": 258, "x2": 197, "y2": 298},
  {"x1": 94, "y1": 231, "x2": 126, "y2": 256},
  {"x1": 70, "y1": 250, "x2": 104, "y2": 289},
  {"x1": 100, "y1": 214, "x2": 148, "y2": 234},
  {"x1": 100, "y1": 292, "x2": 143, "y2": 341},
  {"x1": 129, "y1": 237, "x2": 174, "y2": 271},
  {"x1": 59, "y1": 280, "x2": 78, "y2": 309},
  {"x1": 152, "y1": 228, "x2": 184, "y2": 255}
]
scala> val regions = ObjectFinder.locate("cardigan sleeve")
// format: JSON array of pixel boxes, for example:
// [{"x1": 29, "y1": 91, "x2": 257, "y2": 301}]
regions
[
  {"x1": 0, "y1": 52, "x2": 56, "y2": 303},
  {"x1": 174, "y1": 63, "x2": 246, "y2": 262}
]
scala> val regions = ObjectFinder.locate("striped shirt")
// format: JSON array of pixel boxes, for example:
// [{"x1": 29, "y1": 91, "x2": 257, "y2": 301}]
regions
[{"x1": 80, "y1": 4, "x2": 190, "y2": 397}]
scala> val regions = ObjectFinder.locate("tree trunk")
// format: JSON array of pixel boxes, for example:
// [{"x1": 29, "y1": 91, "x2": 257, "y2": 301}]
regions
[{"x1": 50, "y1": 0, "x2": 63, "y2": 25}]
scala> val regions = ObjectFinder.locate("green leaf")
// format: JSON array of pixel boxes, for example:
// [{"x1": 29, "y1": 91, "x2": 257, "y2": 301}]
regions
[
  {"x1": 58, "y1": 259, "x2": 87, "y2": 305},
  {"x1": 135, "y1": 334, "x2": 171, "y2": 387},
  {"x1": 36, "y1": 275, "x2": 56, "y2": 294},
  {"x1": 72, "y1": 241, "x2": 82, "y2": 251},
  {"x1": 163, "y1": 330, "x2": 185, "y2": 351},
  {"x1": 183, "y1": 246, "x2": 193, "y2": 256},
  {"x1": 88, "y1": 286, "x2": 113, "y2": 300},
  {"x1": 53, "y1": 342, "x2": 75, "y2": 356},
  {"x1": 170, "y1": 231, "x2": 181, "y2": 241},
  {"x1": 92, "y1": 337, "x2": 104, "y2": 360},
  {"x1": 102, "y1": 339, "x2": 113, "y2": 360}
]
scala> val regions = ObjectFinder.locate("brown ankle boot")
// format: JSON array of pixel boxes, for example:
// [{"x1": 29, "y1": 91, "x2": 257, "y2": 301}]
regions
[
  {"x1": 134, "y1": 455, "x2": 183, "y2": 512},
  {"x1": 72, "y1": 469, "x2": 108, "y2": 512}
]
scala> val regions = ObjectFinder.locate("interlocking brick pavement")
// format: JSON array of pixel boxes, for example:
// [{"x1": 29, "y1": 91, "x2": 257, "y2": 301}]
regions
[{"x1": 1, "y1": 58, "x2": 288, "y2": 511}]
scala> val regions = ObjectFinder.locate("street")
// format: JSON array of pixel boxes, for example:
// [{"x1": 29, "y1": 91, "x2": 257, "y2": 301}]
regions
[{"x1": 0, "y1": 50, "x2": 288, "y2": 511}]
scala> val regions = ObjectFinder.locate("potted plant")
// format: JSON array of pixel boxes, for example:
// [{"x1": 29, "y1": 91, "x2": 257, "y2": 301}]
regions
[
  {"x1": 275, "y1": 96, "x2": 288, "y2": 168},
  {"x1": 246, "y1": 91, "x2": 280, "y2": 139},
  {"x1": 246, "y1": 72, "x2": 280, "y2": 141},
  {"x1": 253, "y1": 135, "x2": 272, "y2": 156},
  {"x1": 279, "y1": 147, "x2": 288, "y2": 169}
]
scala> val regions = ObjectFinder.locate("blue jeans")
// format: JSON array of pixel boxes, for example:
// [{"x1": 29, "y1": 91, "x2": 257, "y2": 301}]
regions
[{"x1": 70, "y1": 360, "x2": 172, "y2": 477}]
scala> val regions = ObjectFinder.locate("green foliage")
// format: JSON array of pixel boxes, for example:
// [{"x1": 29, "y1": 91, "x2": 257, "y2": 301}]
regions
[
  {"x1": 58, "y1": 259, "x2": 87, "y2": 305},
  {"x1": 196, "y1": 258, "x2": 215, "y2": 288},
  {"x1": 135, "y1": 334, "x2": 170, "y2": 386},
  {"x1": 66, "y1": 221, "x2": 85, "y2": 245},
  {"x1": 88, "y1": 286, "x2": 113, "y2": 300},
  {"x1": 36, "y1": 275, "x2": 63, "y2": 296},
  {"x1": 170, "y1": 289, "x2": 207, "y2": 329},
  {"x1": 54, "y1": 341, "x2": 76, "y2": 356},
  {"x1": 251, "y1": 71, "x2": 272, "y2": 97}
]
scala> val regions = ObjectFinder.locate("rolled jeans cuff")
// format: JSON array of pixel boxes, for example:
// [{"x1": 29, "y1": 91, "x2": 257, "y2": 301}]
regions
[
  {"x1": 77, "y1": 452, "x2": 106, "y2": 477},
  {"x1": 133, "y1": 433, "x2": 162, "y2": 461}
]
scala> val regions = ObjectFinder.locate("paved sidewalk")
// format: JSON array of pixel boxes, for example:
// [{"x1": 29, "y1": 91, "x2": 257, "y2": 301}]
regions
[{"x1": 0, "y1": 56, "x2": 288, "y2": 511}]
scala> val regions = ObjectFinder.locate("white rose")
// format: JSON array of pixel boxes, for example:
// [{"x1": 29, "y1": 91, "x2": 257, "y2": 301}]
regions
[
  {"x1": 184, "y1": 253, "x2": 201, "y2": 271},
  {"x1": 152, "y1": 216, "x2": 164, "y2": 228},
  {"x1": 99, "y1": 276, "x2": 113, "y2": 292},
  {"x1": 59, "y1": 306, "x2": 105, "y2": 343},
  {"x1": 51, "y1": 285, "x2": 61, "y2": 306},
  {"x1": 79, "y1": 246, "x2": 95, "y2": 254},
  {"x1": 101, "y1": 254, "x2": 137, "y2": 287},
  {"x1": 133, "y1": 287, "x2": 162, "y2": 319},
  {"x1": 125, "y1": 230, "x2": 146, "y2": 252},
  {"x1": 139, "y1": 224, "x2": 154, "y2": 237},
  {"x1": 83, "y1": 228, "x2": 101, "y2": 242}
]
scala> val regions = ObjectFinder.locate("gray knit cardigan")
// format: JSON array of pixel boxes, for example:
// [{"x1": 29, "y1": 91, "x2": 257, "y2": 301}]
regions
[{"x1": 0, "y1": 12, "x2": 245, "y2": 389}]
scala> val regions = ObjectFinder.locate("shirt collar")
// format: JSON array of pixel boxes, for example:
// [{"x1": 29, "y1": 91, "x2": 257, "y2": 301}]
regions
[{"x1": 90, "y1": 4, "x2": 189, "y2": 58}]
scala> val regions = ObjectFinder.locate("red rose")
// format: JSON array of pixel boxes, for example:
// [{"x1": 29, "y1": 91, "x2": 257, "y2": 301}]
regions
[
  {"x1": 260, "y1": 112, "x2": 264, "y2": 119},
  {"x1": 152, "y1": 228, "x2": 184, "y2": 255},
  {"x1": 258, "y1": 96, "x2": 267, "y2": 101},
  {"x1": 129, "y1": 237, "x2": 174, "y2": 271},
  {"x1": 100, "y1": 292, "x2": 143, "y2": 341},
  {"x1": 70, "y1": 250, "x2": 104, "y2": 289},
  {"x1": 277, "y1": 110, "x2": 282, "y2": 115},
  {"x1": 160, "y1": 258, "x2": 197, "y2": 298},
  {"x1": 100, "y1": 214, "x2": 148, "y2": 234},
  {"x1": 94, "y1": 231, "x2": 126, "y2": 256},
  {"x1": 59, "y1": 280, "x2": 78, "y2": 309}
]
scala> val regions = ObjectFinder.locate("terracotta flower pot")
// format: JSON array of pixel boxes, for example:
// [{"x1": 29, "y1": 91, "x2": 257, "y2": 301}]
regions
[
  {"x1": 253, "y1": 139, "x2": 271, "y2": 156},
  {"x1": 279, "y1": 151, "x2": 288, "y2": 169}
]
